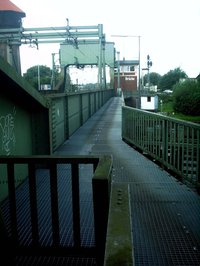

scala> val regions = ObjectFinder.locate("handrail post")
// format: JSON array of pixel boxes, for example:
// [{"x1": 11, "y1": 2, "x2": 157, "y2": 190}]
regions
[
  {"x1": 50, "y1": 163, "x2": 60, "y2": 246},
  {"x1": 92, "y1": 155, "x2": 113, "y2": 265},
  {"x1": 7, "y1": 162, "x2": 18, "y2": 243},
  {"x1": 71, "y1": 162, "x2": 81, "y2": 247},
  {"x1": 28, "y1": 162, "x2": 39, "y2": 246},
  {"x1": 104, "y1": 183, "x2": 134, "y2": 266}
]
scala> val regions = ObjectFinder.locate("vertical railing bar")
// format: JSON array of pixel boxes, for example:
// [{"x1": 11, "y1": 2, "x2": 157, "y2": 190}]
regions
[
  {"x1": 181, "y1": 125, "x2": 185, "y2": 177},
  {"x1": 170, "y1": 121, "x2": 173, "y2": 166},
  {"x1": 28, "y1": 162, "x2": 39, "y2": 246},
  {"x1": 162, "y1": 119, "x2": 166, "y2": 163},
  {"x1": 164, "y1": 120, "x2": 168, "y2": 164},
  {"x1": 148, "y1": 117, "x2": 151, "y2": 153},
  {"x1": 155, "y1": 118, "x2": 157, "y2": 156},
  {"x1": 146, "y1": 116, "x2": 150, "y2": 152},
  {"x1": 166, "y1": 120, "x2": 169, "y2": 164},
  {"x1": 130, "y1": 110, "x2": 133, "y2": 141},
  {"x1": 7, "y1": 162, "x2": 18, "y2": 243},
  {"x1": 179, "y1": 124, "x2": 184, "y2": 172},
  {"x1": 152, "y1": 118, "x2": 155, "y2": 155},
  {"x1": 71, "y1": 162, "x2": 81, "y2": 247},
  {"x1": 50, "y1": 162, "x2": 60, "y2": 246},
  {"x1": 186, "y1": 127, "x2": 189, "y2": 179},
  {"x1": 173, "y1": 122, "x2": 175, "y2": 166},
  {"x1": 150, "y1": 117, "x2": 152, "y2": 154},
  {"x1": 197, "y1": 130, "x2": 200, "y2": 186},
  {"x1": 137, "y1": 113, "x2": 140, "y2": 145},
  {"x1": 159, "y1": 118, "x2": 162, "y2": 157},
  {"x1": 139, "y1": 113, "x2": 141, "y2": 146},
  {"x1": 151, "y1": 119, "x2": 156, "y2": 154},
  {"x1": 191, "y1": 128, "x2": 195, "y2": 183},
  {"x1": 155, "y1": 118, "x2": 158, "y2": 157},
  {"x1": 134, "y1": 112, "x2": 137, "y2": 143},
  {"x1": 152, "y1": 117, "x2": 155, "y2": 154},
  {"x1": 150, "y1": 116, "x2": 152, "y2": 152},
  {"x1": 159, "y1": 118, "x2": 162, "y2": 158},
  {"x1": 177, "y1": 124, "x2": 180, "y2": 171},
  {"x1": 173, "y1": 123, "x2": 177, "y2": 169},
  {"x1": 138, "y1": 113, "x2": 140, "y2": 147}
]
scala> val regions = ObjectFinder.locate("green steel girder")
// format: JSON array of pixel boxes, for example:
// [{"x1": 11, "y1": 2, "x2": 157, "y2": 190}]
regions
[{"x1": 0, "y1": 25, "x2": 103, "y2": 45}]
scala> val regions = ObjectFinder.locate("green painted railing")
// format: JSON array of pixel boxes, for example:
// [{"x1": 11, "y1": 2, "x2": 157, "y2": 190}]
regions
[
  {"x1": 0, "y1": 155, "x2": 113, "y2": 265},
  {"x1": 122, "y1": 106, "x2": 200, "y2": 188}
]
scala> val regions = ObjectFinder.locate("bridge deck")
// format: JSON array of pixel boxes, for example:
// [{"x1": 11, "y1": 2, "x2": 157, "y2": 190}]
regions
[
  {"x1": 1, "y1": 97, "x2": 199, "y2": 265},
  {"x1": 55, "y1": 96, "x2": 200, "y2": 265}
]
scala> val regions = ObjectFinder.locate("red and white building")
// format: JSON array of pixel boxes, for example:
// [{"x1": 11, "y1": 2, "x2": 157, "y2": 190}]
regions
[{"x1": 114, "y1": 59, "x2": 139, "y2": 97}]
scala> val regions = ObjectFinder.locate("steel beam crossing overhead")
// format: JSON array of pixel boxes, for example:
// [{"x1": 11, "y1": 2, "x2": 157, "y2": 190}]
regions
[
  {"x1": 0, "y1": 20, "x2": 114, "y2": 89},
  {"x1": 0, "y1": 23, "x2": 103, "y2": 46}
]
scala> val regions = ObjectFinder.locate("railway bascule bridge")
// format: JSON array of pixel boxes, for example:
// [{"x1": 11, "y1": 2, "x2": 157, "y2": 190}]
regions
[{"x1": 0, "y1": 1, "x2": 200, "y2": 265}]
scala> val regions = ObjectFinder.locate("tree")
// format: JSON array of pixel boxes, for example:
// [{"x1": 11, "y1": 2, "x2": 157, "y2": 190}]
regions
[
  {"x1": 173, "y1": 80, "x2": 200, "y2": 115},
  {"x1": 143, "y1": 72, "x2": 161, "y2": 86},
  {"x1": 158, "y1": 67, "x2": 187, "y2": 91},
  {"x1": 23, "y1": 65, "x2": 52, "y2": 89}
]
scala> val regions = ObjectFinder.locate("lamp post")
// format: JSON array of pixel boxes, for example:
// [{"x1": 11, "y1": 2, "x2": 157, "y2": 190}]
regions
[{"x1": 111, "y1": 35, "x2": 141, "y2": 108}]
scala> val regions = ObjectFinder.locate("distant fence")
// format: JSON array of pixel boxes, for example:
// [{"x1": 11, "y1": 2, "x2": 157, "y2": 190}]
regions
[{"x1": 122, "y1": 106, "x2": 200, "y2": 189}]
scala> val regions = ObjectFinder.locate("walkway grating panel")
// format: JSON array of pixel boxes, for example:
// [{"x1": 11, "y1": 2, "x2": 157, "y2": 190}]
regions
[
  {"x1": 15, "y1": 256, "x2": 96, "y2": 266},
  {"x1": 1, "y1": 97, "x2": 200, "y2": 265},
  {"x1": 131, "y1": 202, "x2": 200, "y2": 265},
  {"x1": 1, "y1": 163, "x2": 96, "y2": 265}
]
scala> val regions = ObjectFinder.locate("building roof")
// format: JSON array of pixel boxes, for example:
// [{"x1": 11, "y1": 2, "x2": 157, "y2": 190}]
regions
[
  {"x1": 119, "y1": 60, "x2": 139, "y2": 66},
  {"x1": 0, "y1": 0, "x2": 25, "y2": 14}
]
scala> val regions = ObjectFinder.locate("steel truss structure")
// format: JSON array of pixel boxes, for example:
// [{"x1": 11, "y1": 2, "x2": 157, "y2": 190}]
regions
[{"x1": 0, "y1": 22, "x2": 115, "y2": 89}]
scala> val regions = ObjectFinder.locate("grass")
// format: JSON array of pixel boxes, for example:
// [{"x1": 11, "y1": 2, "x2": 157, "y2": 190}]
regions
[{"x1": 159, "y1": 100, "x2": 200, "y2": 123}]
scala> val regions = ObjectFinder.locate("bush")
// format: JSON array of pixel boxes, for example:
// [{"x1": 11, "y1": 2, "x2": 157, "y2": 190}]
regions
[{"x1": 173, "y1": 80, "x2": 200, "y2": 116}]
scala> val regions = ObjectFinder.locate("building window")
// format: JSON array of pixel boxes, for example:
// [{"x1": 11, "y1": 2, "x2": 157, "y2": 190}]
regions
[{"x1": 147, "y1": 96, "x2": 151, "y2": 102}]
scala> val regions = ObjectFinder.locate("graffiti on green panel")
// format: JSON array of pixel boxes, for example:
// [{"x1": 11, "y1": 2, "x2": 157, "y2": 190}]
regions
[{"x1": 0, "y1": 107, "x2": 16, "y2": 155}]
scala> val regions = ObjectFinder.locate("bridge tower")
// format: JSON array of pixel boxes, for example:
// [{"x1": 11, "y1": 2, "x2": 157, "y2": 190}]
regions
[{"x1": 0, "y1": 0, "x2": 25, "y2": 74}]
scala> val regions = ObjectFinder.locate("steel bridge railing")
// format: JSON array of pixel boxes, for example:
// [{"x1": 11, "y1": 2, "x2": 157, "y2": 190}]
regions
[
  {"x1": 0, "y1": 155, "x2": 113, "y2": 265},
  {"x1": 122, "y1": 106, "x2": 200, "y2": 189}
]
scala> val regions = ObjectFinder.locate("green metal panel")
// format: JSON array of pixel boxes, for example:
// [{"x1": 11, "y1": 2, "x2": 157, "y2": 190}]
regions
[
  {"x1": 68, "y1": 94, "x2": 81, "y2": 136},
  {"x1": 0, "y1": 57, "x2": 51, "y2": 201},
  {"x1": 0, "y1": 94, "x2": 32, "y2": 201},
  {"x1": 0, "y1": 94, "x2": 33, "y2": 156},
  {"x1": 46, "y1": 89, "x2": 114, "y2": 153},
  {"x1": 81, "y1": 93, "x2": 89, "y2": 123},
  {"x1": 51, "y1": 98, "x2": 66, "y2": 151},
  {"x1": 90, "y1": 92, "x2": 96, "y2": 115}
]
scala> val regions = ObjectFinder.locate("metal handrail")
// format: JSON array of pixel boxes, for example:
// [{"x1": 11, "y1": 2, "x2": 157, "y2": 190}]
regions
[
  {"x1": 0, "y1": 155, "x2": 113, "y2": 265},
  {"x1": 122, "y1": 106, "x2": 200, "y2": 188}
]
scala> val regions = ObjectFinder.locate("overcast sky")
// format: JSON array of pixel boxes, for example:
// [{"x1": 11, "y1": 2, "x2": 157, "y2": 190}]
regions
[{"x1": 12, "y1": 0, "x2": 200, "y2": 77}]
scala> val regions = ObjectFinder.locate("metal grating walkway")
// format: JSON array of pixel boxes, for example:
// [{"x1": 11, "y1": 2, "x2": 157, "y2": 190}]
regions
[
  {"x1": 1, "y1": 96, "x2": 200, "y2": 265},
  {"x1": 1, "y1": 163, "x2": 96, "y2": 265},
  {"x1": 56, "y1": 96, "x2": 200, "y2": 265}
]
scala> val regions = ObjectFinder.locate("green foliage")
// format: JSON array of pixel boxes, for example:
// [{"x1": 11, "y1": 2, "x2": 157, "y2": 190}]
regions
[
  {"x1": 173, "y1": 80, "x2": 200, "y2": 115},
  {"x1": 23, "y1": 65, "x2": 52, "y2": 89},
  {"x1": 143, "y1": 72, "x2": 161, "y2": 86},
  {"x1": 158, "y1": 67, "x2": 187, "y2": 91}
]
